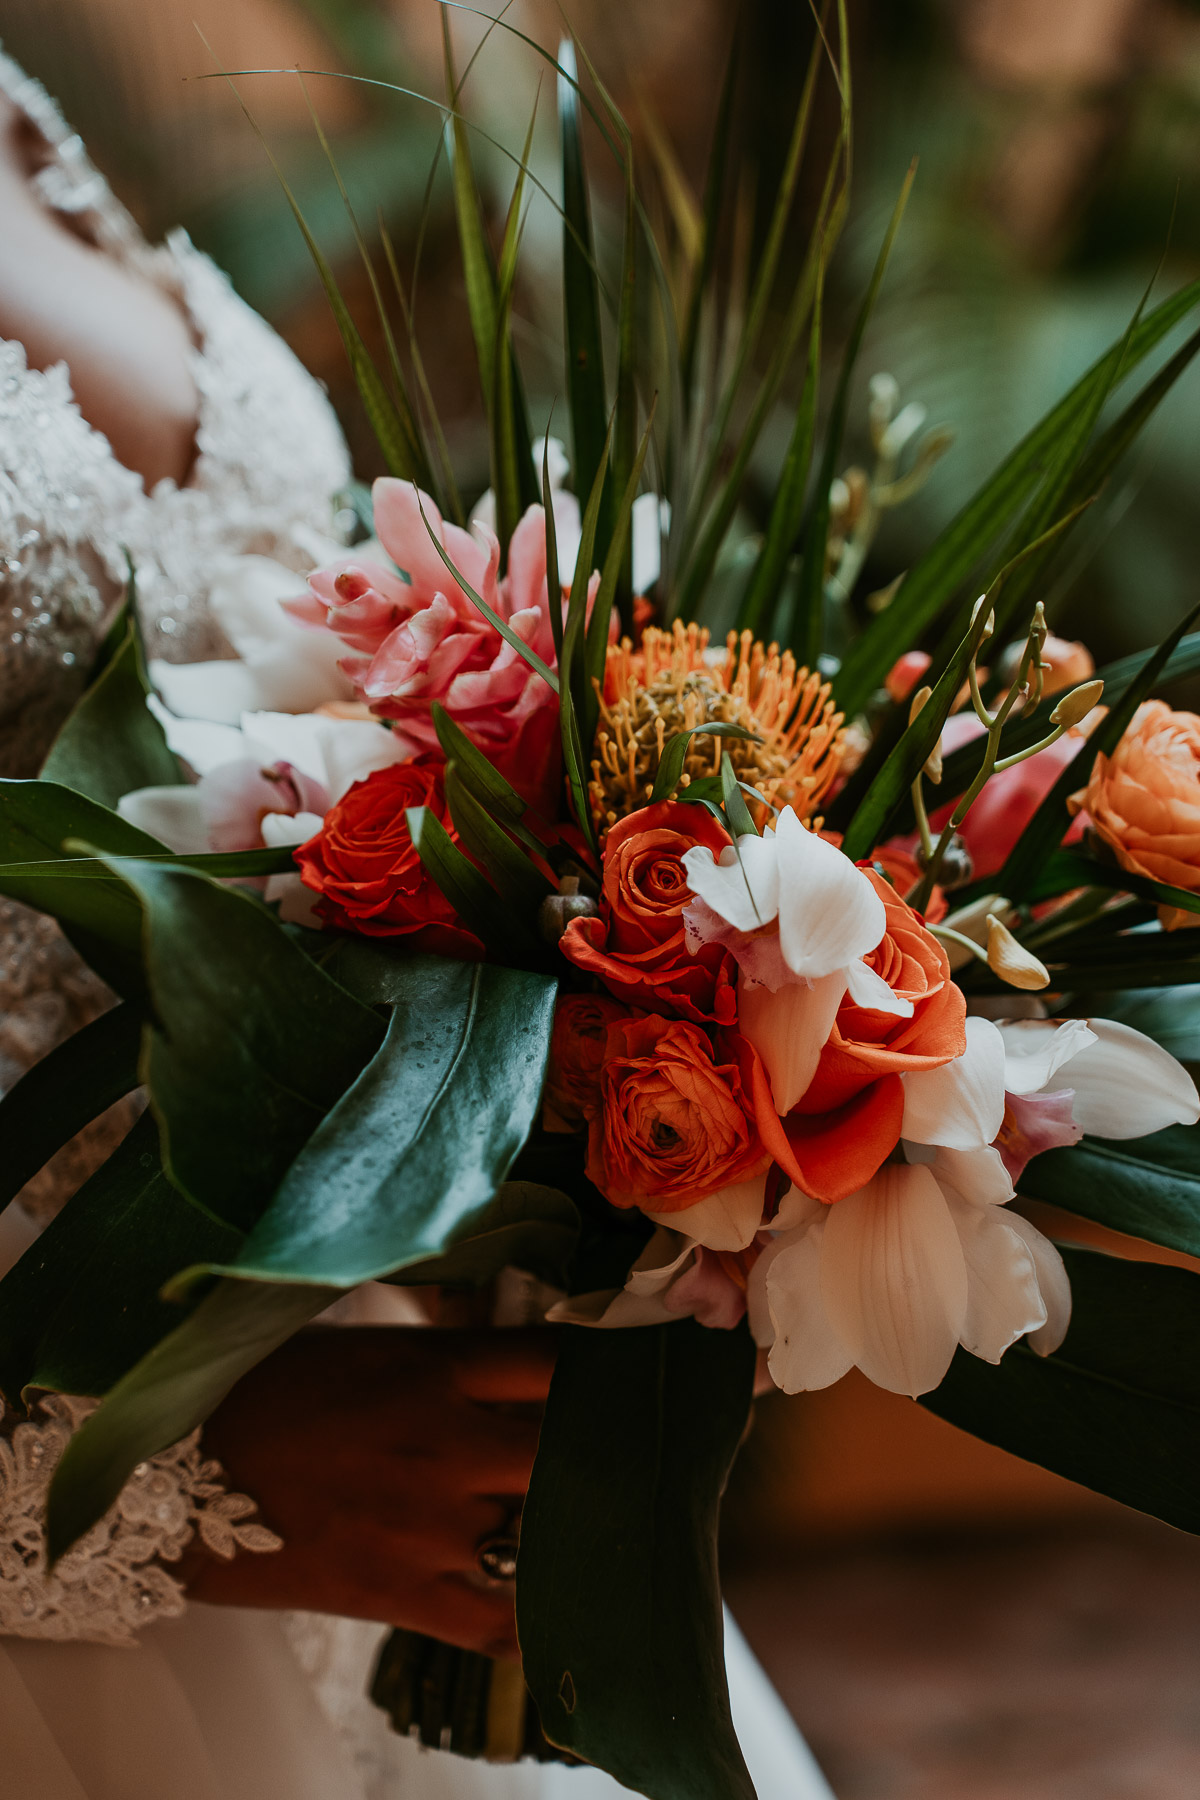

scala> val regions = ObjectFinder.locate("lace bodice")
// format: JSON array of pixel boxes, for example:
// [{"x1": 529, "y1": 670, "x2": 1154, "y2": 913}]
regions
[
  {"x1": 0, "y1": 1393, "x2": 280, "y2": 1647},
  {"x1": 0, "y1": 45, "x2": 347, "y2": 1645},
  {"x1": 0, "y1": 46, "x2": 351, "y2": 778}
]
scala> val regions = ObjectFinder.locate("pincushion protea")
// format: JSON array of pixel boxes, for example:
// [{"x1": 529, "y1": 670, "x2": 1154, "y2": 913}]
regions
[{"x1": 589, "y1": 621, "x2": 846, "y2": 834}]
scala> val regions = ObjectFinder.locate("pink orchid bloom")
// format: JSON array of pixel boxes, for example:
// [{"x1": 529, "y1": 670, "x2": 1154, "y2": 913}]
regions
[
  {"x1": 198, "y1": 758, "x2": 330, "y2": 853},
  {"x1": 294, "y1": 481, "x2": 589, "y2": 810}
]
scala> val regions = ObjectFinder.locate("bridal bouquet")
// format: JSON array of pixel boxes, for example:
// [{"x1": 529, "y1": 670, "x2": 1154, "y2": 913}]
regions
[{"x1": 4, "y1": 14, "x2": 1200, "y2": 1797}]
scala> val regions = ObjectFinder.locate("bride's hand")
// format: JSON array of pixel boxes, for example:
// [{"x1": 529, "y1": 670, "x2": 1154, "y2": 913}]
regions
[{"x1": 181, "y1": 1326, "x2": 556, "y2": 1659}]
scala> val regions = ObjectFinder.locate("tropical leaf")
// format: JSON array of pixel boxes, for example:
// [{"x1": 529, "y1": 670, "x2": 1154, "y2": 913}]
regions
[
  {"x1": 921, "y1": 1246, "x2": 1200, "y2": 1534},
  {"x1": 1021, "y1": 848, "x2": 1200, "y2": 918},
  {"x1": 189, "y1": 957, "x2": 556, "y2": 1288},
  {"x1": 518, "y1": 1321, "x2": 758, "y2": 1799},
  {"x1": 0, "y1": 782, "x2": 162, "y2": 989},
  {"x1": 1096, "y1": 987, "x2": 1200, "y2": 1065},
  {"x1": 396, "y1": 1180, "x2": 579, "y2": 1289},
  {"x1": 102, "y1": 859, "x2": 384, "y2": 1232},
  {"x1": 1020, "y1": 1124, "x2": 1200, "y2": 1261},
  {"x1": 0, "y1": 1113, "x2": 241, "y2": 1407},
  {"x1": 41, "y1": 607, "x2": 181, "y2": 809},
  {"x1": 406, "y1": 804, "x2": 542, "y2": 961},
  {"x1": 0, "y1": 1003, "x2": 143, "y2": 1211}
]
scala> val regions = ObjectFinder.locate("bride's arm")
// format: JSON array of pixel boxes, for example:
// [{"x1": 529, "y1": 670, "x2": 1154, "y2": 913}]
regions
[
  {"x1": 0, "y1": 1327, "x2": 553, "y2": 1656},
  {"x1": 0, "y1": 94, "x2": 197, "y2": 492}
]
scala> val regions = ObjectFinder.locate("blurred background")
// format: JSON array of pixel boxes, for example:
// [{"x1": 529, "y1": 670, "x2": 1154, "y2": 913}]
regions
[{"x1": 4, "y1": 0, "x2": 1200, "y2": 1792}]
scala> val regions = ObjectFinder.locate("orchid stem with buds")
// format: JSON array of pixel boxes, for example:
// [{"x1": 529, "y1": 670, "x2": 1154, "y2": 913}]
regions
[{"x1": 905, "y1": 599, "x2": 1103, "y2": 916}]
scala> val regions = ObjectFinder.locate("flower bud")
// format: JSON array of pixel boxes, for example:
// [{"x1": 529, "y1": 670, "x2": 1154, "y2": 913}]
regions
[
  {"x1": 970, "y1": 596, "x2": 995, "y2": 639},
  {"x1": 930, "y1": 832, "x2": 973, "y2": 891},
  {"x1": 908, "y1": 684, "x2": 933, "y2": 726},
  {"x1": 539, "y1": 879, "x2": 600, "y2": 945},
  {"x1": 1050, "y1": 679, "x2": 1104, "y2": 729},
  {"x1": 985, "y1": 914, "x2": 1050, "y2": 990}
]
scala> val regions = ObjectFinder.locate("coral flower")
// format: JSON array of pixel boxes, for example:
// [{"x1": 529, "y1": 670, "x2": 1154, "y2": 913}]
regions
[
  {"x1": 1070, "y1": 700, "x2": 1200, "y2": 927},
  {"x1": 291, "y1": 482, "x2": 566, "y2": 810}
]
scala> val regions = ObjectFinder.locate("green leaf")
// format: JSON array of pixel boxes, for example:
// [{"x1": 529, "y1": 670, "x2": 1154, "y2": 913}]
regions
[
  {"x1": 105, "y1": 859, "x2": 384, "y2": 1232},
  {"x1": 559, "y1": 37, "x2": 609, "y2": 543},
  {"x1": 443, "y1": 764, "x2": 552, "y2": 914},
  {"x1": 1020, "y1": 1124, "x2": 1200, "y2": 1261},
  {"x1": 921, "y1": 1246, "x2": 1200, "y2": 1534},
  {"x1": 389, "y1": 1180, "x2": 578, "y2": 1290},
  {"x1": 406, "y1": 804, "x2": 539, "y2": 961},
  {"x1": 833, "y1": 276, "x2": 1200, "y2": 720},
  {"x1": 739, "y1": 274, "x2": 822, "y2": 639},
  {"x1": 0, "y1": 1003, "x2": 143, "y2": 1211},
  {"x1": 720, "y1": 751, "x2": 759, "y2": 837},
  {"x1": 680, "y1": 27, "x2": 738, "y2": 400},
  {"x1": 1022, "y1": 848, "x2": 1200, "y2": 918},
  {"x1": 584, "y1": 406, "x2": 657, "y2": 746},
  {"x1": 488, "y1": 100, "x2": 540, "y2": 556},
  {"x1": 0, "y1": 781, "x2": 163, "y2": 988},
  {"x1": 790, "y1": 159, "x2": 915, "y2": 668},
  {"x1": 0, "y1": 1113, "x2": 241, "y2": 1407},
  {"x1": 191, "y1": 957, "x2": 556, "y2": 1288},
  {"x1": 1096, "y1": 986, "x2": 1200, "y2": 1065},
  {"x1": 47, "y1": 1276, "x2": 337, "y2": 1563},
  {"x1": 997, "y1": 598, "x2": 1200, "y2": 899},
  {"x1": 649, "y1": 723, "x2": 760, "y2": 804},
  {"x1": 518, "y1": 1321, "x2": 758, "y2": 1798},
  {"x1": 41, "y1": 610, "x2": 181, "y2": 809},
  {"x1": 432, "y1": 701, "x2": 548, "y2": 854}
]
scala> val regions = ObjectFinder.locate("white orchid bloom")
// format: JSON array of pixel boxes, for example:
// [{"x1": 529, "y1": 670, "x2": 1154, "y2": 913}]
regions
[
  {"x1": 682, "y1": 808, "x2": 910, "y2": 1112},
  {"x1": 150, "y1": 543, "x2": 353, "y2": 726},
  {"x1": 119, "y1": 708, "x2": 408, "y2": 922},
  {"x1": 749, "y1": 1153, "x2": 1071, "y2": 1398},
  {"x1": 899, "y1": 1012, "x2": 1199, "y2": 1170},
  {"x1": 547, "y1": 1226, "x2": 750, "y2": 1332}
]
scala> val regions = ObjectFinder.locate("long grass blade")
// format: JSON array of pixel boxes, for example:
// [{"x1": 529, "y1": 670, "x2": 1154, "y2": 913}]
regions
[
  {"x1": 680, "y1": 28, "x2": 739, "y2": 402},
  {"x1": 789, "y1": 158, "x2": 916, "y2": 667},
  {"x1": 559, "y1": 38, "x2": 609, "y2": 542}
]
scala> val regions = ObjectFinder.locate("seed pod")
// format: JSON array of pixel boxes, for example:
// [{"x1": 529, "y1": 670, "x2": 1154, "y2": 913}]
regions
[
  {"x1": 985, "y1": 914, "x2": 1050, "y2": 991},
  {"x1": 538, "y1": 880, "x2": 599, "y2": 945},
  {"x1": 929, "y1": 833, "x2": 973, "y2": 891}
]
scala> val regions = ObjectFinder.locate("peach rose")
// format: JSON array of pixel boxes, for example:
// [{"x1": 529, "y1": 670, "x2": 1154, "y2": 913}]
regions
[
  {"x1": 560, "y1": 801, "x2": 738, "y2": 1023},
  {"x1": 587, "y1": 1014, "x2": 769, "y2": 1212},
  {"x1": 1071, "y1": 700, "x2": 1200, "y2": 928}
]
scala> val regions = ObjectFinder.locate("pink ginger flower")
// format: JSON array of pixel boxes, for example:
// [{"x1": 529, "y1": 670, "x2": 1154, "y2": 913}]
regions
[{"x1": 289, "y1": 481, "x2": 588, "y2": 812}]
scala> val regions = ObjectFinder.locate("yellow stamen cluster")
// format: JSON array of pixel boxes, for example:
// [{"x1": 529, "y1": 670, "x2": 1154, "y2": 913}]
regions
[{"x1": 590, "y1": 621, "x2": 846, "y2": 836}]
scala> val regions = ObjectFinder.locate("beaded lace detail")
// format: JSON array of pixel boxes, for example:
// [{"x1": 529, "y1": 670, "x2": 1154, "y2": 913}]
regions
[{"x1": 0, "y1": 1393, "x2": 281, "y2": 1647}]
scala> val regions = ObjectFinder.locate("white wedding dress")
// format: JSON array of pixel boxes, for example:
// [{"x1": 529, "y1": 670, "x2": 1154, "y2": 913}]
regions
[{"x1": 0, "y1": 46, "x2": 834, "y2": 1800}]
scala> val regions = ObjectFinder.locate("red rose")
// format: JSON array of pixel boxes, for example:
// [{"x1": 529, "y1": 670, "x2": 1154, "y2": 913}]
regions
[
  {"x1": 295, "y1": 758, "x2": 478, "y2": 952},
  {"x1": 560, "y1": 801, "x2": 737, "y2": 1023},
  {"x1": 545, "y1": 993, "x2": 629, "y2": 1130}
]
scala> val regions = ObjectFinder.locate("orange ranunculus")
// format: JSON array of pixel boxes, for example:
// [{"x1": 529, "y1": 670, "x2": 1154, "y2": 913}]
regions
[
  {"x1": 1071, "y1": 700, "x2": 1200, "y2": 929},
  {"x1": 545, "y1": 993, "x2": 630, "y2": 1130},
  {"x1": 586, "y1": 1013, "x2": 769, "y2": 1212},
  {"x1": 560, "y1": 801, "x2": 738, "y2": 1023}
]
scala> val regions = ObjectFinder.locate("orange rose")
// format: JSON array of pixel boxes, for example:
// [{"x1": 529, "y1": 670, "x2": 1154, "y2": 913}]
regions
[
  {"x1": 1071, "y1": 700, "x2": 1200, "y2": 929},
  {"x1": 545, "y1": 993, "x2": 629, "y2": 1130},
  {"x1": 560, "y1": 801, "x2": 738, "y2": 1023},
  {"x1": 587, "y1": 1014, "x2": 769, "y2": 1212}
]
